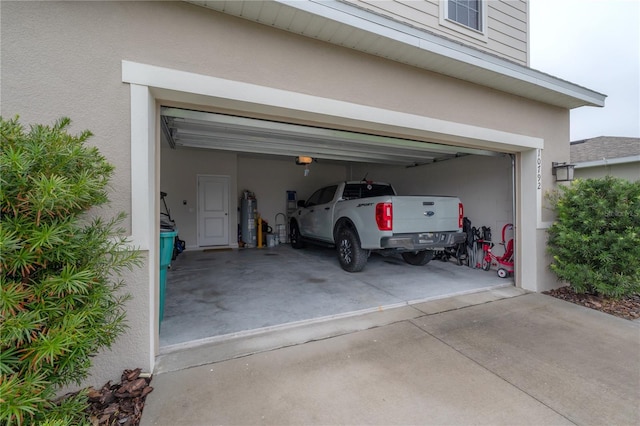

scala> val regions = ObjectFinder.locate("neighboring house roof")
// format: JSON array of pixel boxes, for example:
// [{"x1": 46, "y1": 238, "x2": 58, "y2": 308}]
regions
[
  {"x1": 190, "y1": 0, "x2": 606, "y2": 109},
  {"x1": 570, "y1": 136, "x2": 640, "y2": 162}
]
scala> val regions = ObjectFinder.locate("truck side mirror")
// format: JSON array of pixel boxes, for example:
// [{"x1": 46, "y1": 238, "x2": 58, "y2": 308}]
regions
[{"x1": 297, "y1": 200, "x2": 306, "y2": 207}]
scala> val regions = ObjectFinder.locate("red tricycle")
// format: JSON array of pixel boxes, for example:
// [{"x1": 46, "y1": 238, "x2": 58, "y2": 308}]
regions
[{"x1": 480, "y1": 223, "x2": 514, "y2": 278}]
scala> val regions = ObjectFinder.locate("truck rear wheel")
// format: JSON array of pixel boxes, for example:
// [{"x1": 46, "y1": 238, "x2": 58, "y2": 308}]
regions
[
  {"x1": 337, "y1": 228, "x2": 368, "y2": 272},
  {"x1": 401, "y1": 250, "x2": 434, "y2": 266}
]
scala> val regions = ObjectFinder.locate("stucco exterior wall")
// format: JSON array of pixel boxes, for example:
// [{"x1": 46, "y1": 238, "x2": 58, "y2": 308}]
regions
[
  {"x1": 574, "y1": 163, "x2": 640, "y2": 181},
  {"x1": 88, "y1": 257, "x2": 151, "y2": 389},
  {"x1": 1, "y1": 0, "x2": 569, "y2": 386}
]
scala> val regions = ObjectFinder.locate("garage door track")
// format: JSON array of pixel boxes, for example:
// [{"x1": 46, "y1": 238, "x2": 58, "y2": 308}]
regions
[{"x1": 141, "y1": 291, "x2": 640, "y2": 425}]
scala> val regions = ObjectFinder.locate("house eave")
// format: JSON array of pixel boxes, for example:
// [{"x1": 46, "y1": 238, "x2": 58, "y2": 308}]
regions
[
  {"x1": 574, "y1": 155, "x2": 640, "y2": 169},
  {"x1": 188, "y1": 0, "x2": 606, "y2": 109}
]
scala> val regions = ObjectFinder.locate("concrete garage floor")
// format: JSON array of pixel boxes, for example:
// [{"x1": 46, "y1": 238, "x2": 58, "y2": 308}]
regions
[{"x1": 159, "y1": 244, "x2": 511, "y2": 350}]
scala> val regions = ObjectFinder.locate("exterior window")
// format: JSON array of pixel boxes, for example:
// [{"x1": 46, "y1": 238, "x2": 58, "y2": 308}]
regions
[{"x1": 447, "y1": 0, "x2": 482, "y2": 31}]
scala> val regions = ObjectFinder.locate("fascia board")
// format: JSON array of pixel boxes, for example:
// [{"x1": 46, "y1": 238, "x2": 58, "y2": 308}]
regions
[{"x1": 574, "y1": 155, "x2": 640, "y2": 168}]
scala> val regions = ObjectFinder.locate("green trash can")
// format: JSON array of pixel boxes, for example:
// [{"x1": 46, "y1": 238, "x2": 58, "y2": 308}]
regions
[{"x1": 159, "y1": 229, "x2": 178, "y2": 327}]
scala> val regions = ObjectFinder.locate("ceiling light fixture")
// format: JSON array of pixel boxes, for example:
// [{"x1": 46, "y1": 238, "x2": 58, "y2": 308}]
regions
[{"x1": 295, "y1": 156, "x2": 313, "y2": 165}]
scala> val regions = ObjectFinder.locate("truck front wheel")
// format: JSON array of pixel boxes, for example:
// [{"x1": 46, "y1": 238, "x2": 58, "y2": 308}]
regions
[
  {"x1": 337, "y1": 228, "x2": 368, "y2": 272},
  {"x1": 401, "y1": 250, "x2": 434, "y2": 266}
]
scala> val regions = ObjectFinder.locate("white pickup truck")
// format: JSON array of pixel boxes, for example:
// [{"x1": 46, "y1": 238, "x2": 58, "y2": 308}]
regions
[{"x1": 290, "y1": 181, "x2": 466, "y2": 272}]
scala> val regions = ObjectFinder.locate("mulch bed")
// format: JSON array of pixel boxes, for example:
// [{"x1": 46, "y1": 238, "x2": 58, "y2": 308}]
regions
[
  {"x1": 85, "y1": 368, "x2": 153, "y2": 426},
  {"x1": 543, "y1": 286, "x2": 640, "y2": 321}
]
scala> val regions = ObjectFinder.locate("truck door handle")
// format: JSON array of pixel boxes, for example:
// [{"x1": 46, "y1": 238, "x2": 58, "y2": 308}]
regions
[
  {"x1": 324, "y1": 207, "x2": 330, "y2": 210},
  {"x1": 309, "y1": 209, "x2": 314, "y2": 213}
]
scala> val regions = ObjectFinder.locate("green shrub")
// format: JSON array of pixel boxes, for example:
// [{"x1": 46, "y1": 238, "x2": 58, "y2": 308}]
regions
[
  {"x1": 547, "y1": 176, "x2": 640, "y2": 298},
  {"x1": 0, "y1": 116, "x2": 139, "y2": 425}
]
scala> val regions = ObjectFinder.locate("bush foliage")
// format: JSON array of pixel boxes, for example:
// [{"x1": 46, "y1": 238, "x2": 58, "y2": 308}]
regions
[
  {"x1": 0, "y1": 117, "x2": 139, "y2": 425},
  {"x1": 547, "y1": 176, "x2": 640, "y2": 298}
]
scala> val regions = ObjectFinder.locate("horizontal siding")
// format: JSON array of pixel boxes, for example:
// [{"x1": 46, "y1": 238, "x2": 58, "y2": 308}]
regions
[
  {"x1": 488, "y1": 35, "x2": 527, "y2": 62},
  {"x1": 491, "y1": 17, "x2": 526, "y2": 41},
  {"x1": 488, "y1": 0, "x2": 528, "y2": 63},
  {"x1": 489, "y1": 2, "x2": 527, "y2": 33},
  {"x1": 348, "y1": 0, "x2": 440, "y2": 29},
  {"x1": 343, "y1": 0, "x2": 528, "y2": 65},
  {"x1": 495, "y1": 0, "x2": 528, "y2": 16},
  {"x1": 490, "y1": 30, "x2": 526, "y2": 53}
]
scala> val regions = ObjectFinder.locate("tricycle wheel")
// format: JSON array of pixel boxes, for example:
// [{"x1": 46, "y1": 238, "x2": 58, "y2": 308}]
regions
[
  {"x1": 497, "y1": 268, "x2": 509, "y2": 278},
  {"x1": 482, "y1": 258, "x2": 491, "y2": 271}
]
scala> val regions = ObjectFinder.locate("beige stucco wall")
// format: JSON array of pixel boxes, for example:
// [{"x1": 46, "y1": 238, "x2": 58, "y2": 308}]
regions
[
  {"x1": 88, "y1": 255, "x2": 151, "y2": 390},
  {"x1": 574, "y1": 163, "x2": 640, "y2": 181},
  {"x1": 1, "y1": 1, "x2": 569, "y2": 387}
]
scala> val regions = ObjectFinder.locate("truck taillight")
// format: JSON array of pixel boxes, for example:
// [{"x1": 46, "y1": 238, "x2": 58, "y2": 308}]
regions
[
  {"x1": 376, "y1": 202, "x2": 393, "y2": 231},
  {"x1": 459, "y1": 203, "x2": 464, "y2": 229}
]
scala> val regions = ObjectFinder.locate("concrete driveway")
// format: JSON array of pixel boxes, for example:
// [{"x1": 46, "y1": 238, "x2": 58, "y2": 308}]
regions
[{"x1": 142, "y1": 289, "x2": 640, "y2": 425}]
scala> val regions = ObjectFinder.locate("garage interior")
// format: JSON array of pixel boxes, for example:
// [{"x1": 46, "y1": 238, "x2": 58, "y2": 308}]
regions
[{"x1": 159, "y1": 107, "x2": 515, "y2": 351}]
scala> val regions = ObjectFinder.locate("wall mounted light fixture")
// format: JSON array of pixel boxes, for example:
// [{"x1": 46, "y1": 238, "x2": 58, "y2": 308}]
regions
[{"x1": 552, "y1": 162, "x2": 575, "y2": 182}]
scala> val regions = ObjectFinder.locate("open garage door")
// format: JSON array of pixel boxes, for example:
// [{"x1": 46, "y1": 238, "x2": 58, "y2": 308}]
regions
[
  {"x1": 158, "y1": 106, "x2": 515, "y2": 352},
  {"x1": 161, "y1": 107, "x2": 502, "y2": 166}
]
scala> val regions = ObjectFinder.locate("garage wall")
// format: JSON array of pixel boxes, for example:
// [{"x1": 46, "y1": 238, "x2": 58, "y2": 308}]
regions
[
  {"x1": 350, "y1": 155, "x2": 513, "y2": 257},
  {"x1": 237, "y1": 157, "x2": 348, "y2": 238},
  {"x1": 160, "y1": 146, "x2": 238, "y2": 250},
  {"x1": 160, "y1": 148, "x2": 348, "y2": 249}
]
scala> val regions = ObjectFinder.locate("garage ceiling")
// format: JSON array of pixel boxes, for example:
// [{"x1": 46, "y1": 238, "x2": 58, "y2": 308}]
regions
[{"x1": 161, "y1": 107, "x2": 501, "y2": 167}]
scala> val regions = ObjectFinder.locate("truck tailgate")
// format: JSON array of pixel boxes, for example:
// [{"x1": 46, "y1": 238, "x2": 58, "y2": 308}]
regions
[{"x1": 391, "y1": 196, "x2": 460, "y2": 233}]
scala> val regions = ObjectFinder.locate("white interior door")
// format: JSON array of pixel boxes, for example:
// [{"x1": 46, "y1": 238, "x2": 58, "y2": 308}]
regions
[{"x1": 198, "y1": 175, "x2": 229, "y2": 246}]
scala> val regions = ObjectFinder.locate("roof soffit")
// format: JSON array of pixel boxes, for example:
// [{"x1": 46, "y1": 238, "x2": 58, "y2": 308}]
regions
[{"x1": 189, "y1": 0, "x2": 606, "y2": 109}]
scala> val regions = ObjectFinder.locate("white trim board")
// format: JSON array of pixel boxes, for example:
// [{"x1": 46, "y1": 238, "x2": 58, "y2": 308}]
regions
[{"x1": 575, "y1": 155, "x2": 640, "y2": 168}]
